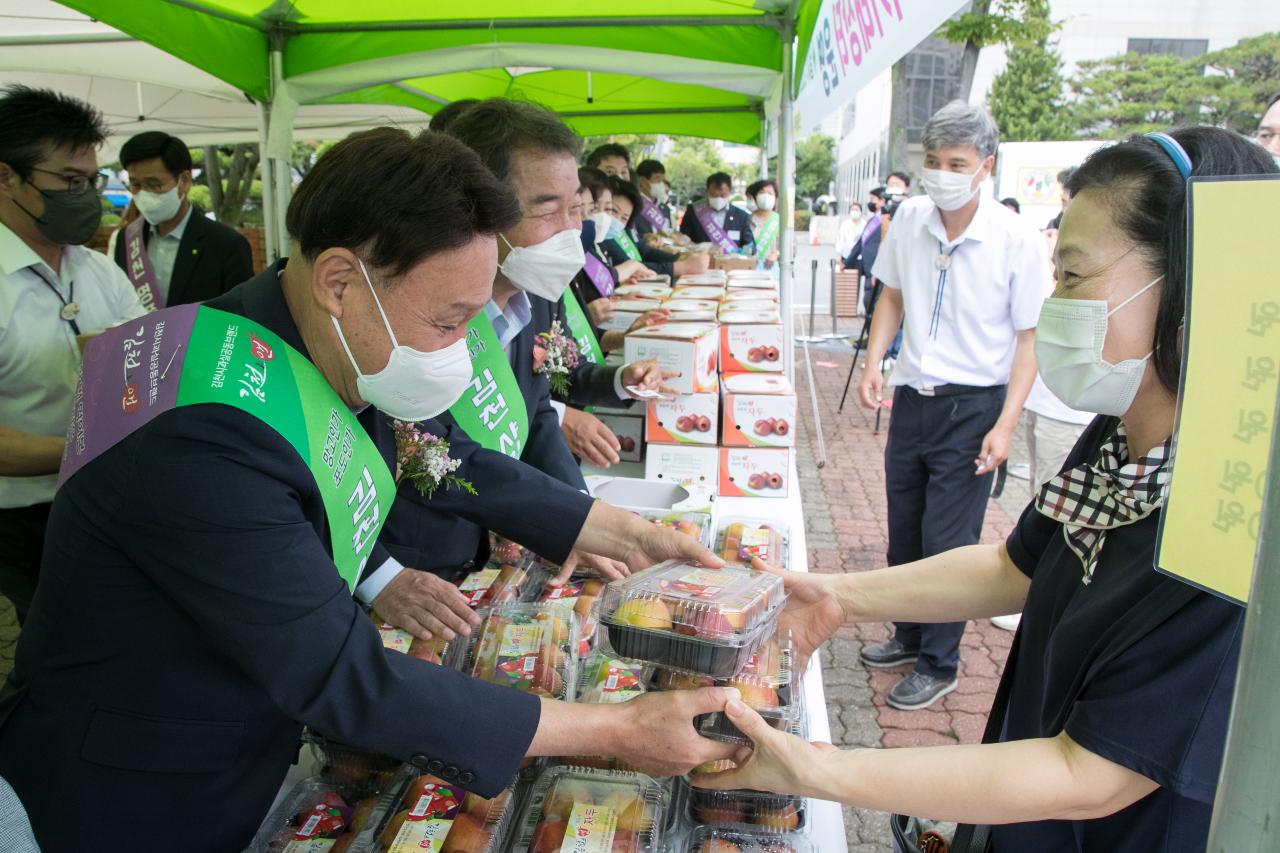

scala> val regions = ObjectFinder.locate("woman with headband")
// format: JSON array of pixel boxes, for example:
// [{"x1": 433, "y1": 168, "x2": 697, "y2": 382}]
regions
[{"x1": 694, "y1": 127, "x2": 1277, "y2": 853}]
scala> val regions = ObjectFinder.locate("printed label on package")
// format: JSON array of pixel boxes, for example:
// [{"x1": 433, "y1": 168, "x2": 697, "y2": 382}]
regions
[{"x1": 559, "y1": 802, "x2": 618, "y2": 853}]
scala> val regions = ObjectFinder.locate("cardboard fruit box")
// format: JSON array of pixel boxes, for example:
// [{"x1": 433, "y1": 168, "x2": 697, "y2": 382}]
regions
[
  {"x1": 718, "y1": 446, "x2": 792, "y2": 498},
  {"x1": 624, "y1": 322, "x2": 719, "y2": 395},
  {"x1": 645, "y1": 392, "x2": 719, "y2": 446},
  {"x1": 720, "y1": 373, "x2": 797, "y2": 448}
]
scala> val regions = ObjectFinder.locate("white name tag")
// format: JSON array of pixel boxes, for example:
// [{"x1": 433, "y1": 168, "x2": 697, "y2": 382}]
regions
[{"x1": 728, "y1": 230, "x2": 741, "y2": 241}]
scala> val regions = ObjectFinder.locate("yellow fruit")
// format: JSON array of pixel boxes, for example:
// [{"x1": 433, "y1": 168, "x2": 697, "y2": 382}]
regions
[{"x1": 612, "y1": 597, "x2": 673, "y2": 629}]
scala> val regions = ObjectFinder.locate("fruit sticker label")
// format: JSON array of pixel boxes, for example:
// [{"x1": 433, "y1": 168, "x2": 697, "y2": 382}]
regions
[
  {"x1": 665, "y1": 568, "x2": 726, "y2": 599},
  {"x1": 378, "y1": 623, "x2": 414, "y2": 655},
  {"x1": 499, "y1": 623, "x2": 546, "y2": 659},
  {"x1": 598, "y1": 660, "x2": 644, "y2": 701},
  {"x1": 738, "y1": 527, "x2": 773, "y2": 562},
  {"x1": 458, "y1": 567, "x2": 501, "y2": 606},
  {"x1": 388, "y1": 782, "x2": 464, "y2": 853},
  {"x1": 541, "y1": 581, "x2": 584, "y2": 604},
  {"x1": 559, "y1": 802, "x2": 617, "y2": 853}
]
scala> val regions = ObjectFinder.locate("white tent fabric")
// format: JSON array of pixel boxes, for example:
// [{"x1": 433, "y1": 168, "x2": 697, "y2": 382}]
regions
[{"x1": 0, "y1": 1, "x2": 433, "y2": 158}]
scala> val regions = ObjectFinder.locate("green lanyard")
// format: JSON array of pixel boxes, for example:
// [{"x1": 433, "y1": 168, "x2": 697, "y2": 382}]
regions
[{"x1": 447, "y1": 313, "x2": 530, "y2": 458}]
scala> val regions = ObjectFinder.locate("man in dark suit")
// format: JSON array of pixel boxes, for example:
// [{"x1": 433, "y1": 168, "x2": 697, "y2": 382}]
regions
[
  {"x1": 842, "y1": 186, "x2": 888, "y2": 312},
  {"x1": 0, "y1": 127, "x2": 734, "y2": 853},
  {"x1": 680, "y1": 171, "x2": 755, "y2": 251},
  {"x1": 112, "y1": 131, "x2": 252, "y2": 309}
]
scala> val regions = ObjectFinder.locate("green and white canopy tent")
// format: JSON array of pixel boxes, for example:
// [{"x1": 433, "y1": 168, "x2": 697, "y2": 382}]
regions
[{"x1": 45, "y1": 0, "x2": 816, "y2": 353}]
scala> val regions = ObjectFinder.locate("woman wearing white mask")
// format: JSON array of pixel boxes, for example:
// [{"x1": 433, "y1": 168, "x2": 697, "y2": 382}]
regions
[
  {"x1": 747, "y1": 178, "x2": 781, "y2": 272},
  {"x1": 691, "y1": 127, "x2": 1277, "y2": 853}
]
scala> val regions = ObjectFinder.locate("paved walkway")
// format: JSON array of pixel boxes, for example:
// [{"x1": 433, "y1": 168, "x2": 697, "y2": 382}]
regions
[{"x1": 794, "y1": 331, "x2": 1031, "y2": 852}]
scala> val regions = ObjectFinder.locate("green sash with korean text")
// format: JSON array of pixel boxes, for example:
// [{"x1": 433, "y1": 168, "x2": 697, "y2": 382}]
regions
[
  {"x1": 447, "y1": 313, "x2": 529, "y2": 458},
  {"x1": 562, "y1": 292, "x2": 603, "y2": 365},
  {"x1": 611, "y1": 229, "x2": 644, "y2": 263},
  {"x1": 755, "y1": 212, "x2": 780, "y2": 267},
  {"x1": 59, "y1": 305, "x2": 393, "y2": 593}
]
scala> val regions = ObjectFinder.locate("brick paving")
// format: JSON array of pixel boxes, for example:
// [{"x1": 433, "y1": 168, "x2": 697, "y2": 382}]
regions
[{"x1": 795, "y1": 331, "x2": 1031, "y2": 851}]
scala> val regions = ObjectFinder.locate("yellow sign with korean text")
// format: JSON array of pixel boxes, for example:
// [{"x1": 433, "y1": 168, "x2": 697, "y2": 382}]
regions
[{"x1": 1157, "y1": 176, "x2": 1280, "y2": 604}]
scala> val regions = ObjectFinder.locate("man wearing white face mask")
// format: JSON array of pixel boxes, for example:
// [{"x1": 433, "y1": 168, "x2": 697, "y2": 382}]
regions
[
  {"x1": 680, "y1": 171, "x2": 755, "y2": 252},
  {"x1": 634, "y1": 159, "x2": 673, "y2": 232},
  {"x1": 112, "y1": 131, "x2": 252, "y2": 310},
  {"x1": 855, "y1": 101, "x2": 1048, "y2": 711},
  {"x1": 0, "y1": 128, "x2": 738, "y2": 851}
]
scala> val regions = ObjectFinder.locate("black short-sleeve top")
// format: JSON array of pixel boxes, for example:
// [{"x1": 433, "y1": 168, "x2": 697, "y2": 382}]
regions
[{"x1": 992, "y1": 416, "x2": 1245, "y2": 852}]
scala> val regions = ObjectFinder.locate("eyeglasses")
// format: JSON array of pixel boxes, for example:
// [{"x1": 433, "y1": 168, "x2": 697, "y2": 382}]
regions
[{"x1": 29, "y1": 167, "x2": 107, "y2": 196}]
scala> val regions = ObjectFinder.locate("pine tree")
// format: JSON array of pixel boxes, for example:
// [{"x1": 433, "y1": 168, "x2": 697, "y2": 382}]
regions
[{"x1": 990, "y1": 37, "x2": 1077, "y2": 141}]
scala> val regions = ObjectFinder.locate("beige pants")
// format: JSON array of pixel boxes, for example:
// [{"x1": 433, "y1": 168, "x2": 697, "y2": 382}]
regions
[{"x1": 1026, "y1": 411, "x2": 1088, "y2": 499}]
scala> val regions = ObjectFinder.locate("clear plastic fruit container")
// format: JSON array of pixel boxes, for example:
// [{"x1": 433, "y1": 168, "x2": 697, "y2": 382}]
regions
[
  {"x1": 460, "y1": 603, "x2": 579, "y2": 700},
  {"x1": 488, "y1": 533, "x2": 537, "y2": 567},
  {"x1": 597, "y1": 561, "x2": 785, "y2": 678},
  {"x1": 511, "y1": 765, "x2": 669, "y2": 853},
  {"x1": 303, "y1": 728, "x2": 406, "y2": 788},
  {"x1": 457, "y1": 559, "x2": 552, "y2": 609},
  {"x1": 575, "y1": 652, "x2": 652, "y2": 704},
  {"x1": 684, "y1": 825, "x2": 815, "y2": 853},
  {"x1": 247, "y1": 771, "x2": 409, "y2": 852},
  {"x1": 683, "y1": 779, "x2": 807, "y2": 834},
  {"x1": 375, "y1": 618, "x2": 456, "y2": 666},
  {"x1": 623, "y1": 506, "x2": 714, "y2": 546},
  {"x1": 535, "y1": 575, "x2": 607, "y2": 656},
  {"x1": 367, "y1": 773, "x2": 519, "y2": 853},
  {"x1": 712, "y1": 518, "x2": 790, "y2": 571}
]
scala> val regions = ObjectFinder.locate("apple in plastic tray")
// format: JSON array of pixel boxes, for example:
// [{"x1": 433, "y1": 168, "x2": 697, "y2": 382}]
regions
[{"x1": 528, "y1": 776, "x2": 655, "y2": 853}]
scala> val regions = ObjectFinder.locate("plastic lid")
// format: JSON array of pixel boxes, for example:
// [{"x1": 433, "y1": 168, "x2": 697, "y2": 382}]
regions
[
  {"x1": 458, "y1": 560, "x2": 546, "y2": 609},
  {"x1": 685, "y1": 825, "x2": 815, "y2": 853},
  {"x1": 247, "y1": 774, "x2": 404, "y2": 853},
  {"x1": 624, "y1": 507, "x2": 713, "y2": 545},
  {"x1": 373, "y1": 774, "x2": 517, "y2": 853},
  {"x1": 714, "y1": 518, "x2": 789, "y2": 570},
  {"x1": 616, "y1": 284, "x2": 672, "y2": 299},
  {"x1": 627, "y1": 322, "x2": 719, "y2": 341},
  {"x1": 463, "y1": 603, "x2": 578, "y2": 700},
  {"x1": 514, "y1": 765, "x2": 668, "y2": 853},
  {"x1": 601, "y1": 561, "x2": 784, "y2": 642}
]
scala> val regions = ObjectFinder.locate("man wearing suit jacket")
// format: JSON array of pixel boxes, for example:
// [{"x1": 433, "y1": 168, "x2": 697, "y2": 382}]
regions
[
  {"x1": 680, "y1": 171, "x2": 755, "y2": 252},
  {"x1": 112, "y1": 131, "x2": 253, "y2": 309},
  {"x1": 0, "y1": 127, "x2": 734, "y2": 853}
]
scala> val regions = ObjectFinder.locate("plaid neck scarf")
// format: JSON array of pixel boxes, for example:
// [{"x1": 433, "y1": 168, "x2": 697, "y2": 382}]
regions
[{"x1": 1035, "y1": 422, "x2": 1172, "y2": 585}]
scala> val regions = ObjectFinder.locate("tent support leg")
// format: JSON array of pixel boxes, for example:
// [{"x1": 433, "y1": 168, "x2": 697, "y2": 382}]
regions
[
  {"x1": 778, "y1": 14, "x2": 797, "y2": 386},
  {"x1": 257, "y1": 101, "x2": 277, "y2": 264}
]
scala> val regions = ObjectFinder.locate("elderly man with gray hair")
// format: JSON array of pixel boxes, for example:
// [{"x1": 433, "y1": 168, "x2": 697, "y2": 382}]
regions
[{"x1": 855, "y1": 100, "x2": 1047, "y2": 710}]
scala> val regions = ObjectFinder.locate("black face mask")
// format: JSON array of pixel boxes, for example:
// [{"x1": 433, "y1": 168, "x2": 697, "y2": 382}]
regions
[
  {"x1": 867, "y1": 201, "x2": 880, "y2": 213},
  {"x1": 19, "y1": 181, "x2": 102, "y2": 246}
]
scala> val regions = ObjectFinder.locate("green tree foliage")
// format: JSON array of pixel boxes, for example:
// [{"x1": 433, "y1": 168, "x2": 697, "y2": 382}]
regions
[
  {"x1": 191, "y1": 144, "x2": 261, "y2": 226},
  {"x1": 795, "y1": 134, "x2": 835, "y2": 200},
  {"x1": 581, "y1": 134, "x2": 661, "y2": 163},
  {"x1": 989, "y1": 38, "x2": 1075, "y2": 139},
  {"x1": 1070, "y1": 32, "x2": 1278, "y2": 138},
  {"x1": 940, "y1": 0, "x2": 1055, "y2": 100},
  {"x1": 662, "y1": 137, "x2": 729, "y2": 201}
]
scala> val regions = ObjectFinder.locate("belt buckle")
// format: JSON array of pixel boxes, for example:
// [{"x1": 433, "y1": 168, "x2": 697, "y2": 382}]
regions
[{"x1": 917, "y1": 386, "x2": 936, "y2": 397}]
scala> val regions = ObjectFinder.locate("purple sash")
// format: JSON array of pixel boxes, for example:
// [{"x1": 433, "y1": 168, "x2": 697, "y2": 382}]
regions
[
  {"x1": 694, "y1": 203, "x2": 740, "y2": 253},
  {"x1": 122, "y1": 218, "x2": 164, "y2": 312},
  {"x1": 640, "y1": 197, "x2": 670, "y2": 232},
  {"x1": 583, "y1": 253, "x2": 615, "y2": 298}
]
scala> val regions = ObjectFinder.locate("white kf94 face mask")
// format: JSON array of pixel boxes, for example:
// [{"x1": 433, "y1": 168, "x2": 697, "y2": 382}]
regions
[
  {"x1": 920, "y1": 166, "x2": 981, "y2": 212},
  {"x1": 707, "y1": 196, "x2": 730, "y2": 212},
  {"x1": 331, "y1": 258, "x2": 473, "y2": 421},
  {"x1": 1035, "y1": 275, "x2": 1163, "y2": 417},
  {"x1": 498, "y1": 229, "x2": 585, "y2": 301}
]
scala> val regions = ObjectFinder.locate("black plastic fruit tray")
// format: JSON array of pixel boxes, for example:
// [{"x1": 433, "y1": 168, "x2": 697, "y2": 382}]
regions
[
  {"x1": 601, "y1": 617, "x2": 772, "y2": 679},
  {"x1": 686, "y1": 784, "x2": 807, "y2": 833}
]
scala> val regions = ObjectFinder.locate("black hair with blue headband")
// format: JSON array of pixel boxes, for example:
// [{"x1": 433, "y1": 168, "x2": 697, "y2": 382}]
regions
[
  {"x1": 1146, "y1": 132, "x2": 1194, "y2": 180},
  {"x1": 1067, "y1": 127, "x2": 1277, "y2": 394}
]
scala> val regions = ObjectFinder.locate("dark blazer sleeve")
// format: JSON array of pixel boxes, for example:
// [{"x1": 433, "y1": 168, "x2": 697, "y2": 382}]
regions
[
  {"x1": 636, "y1": 242, "x2": 676, "y2": 278},
  {"x1": 513, "y1": 305, "x2": 589, "y2": 491},
  {"x1": 600, "y1": 239, "x2": 631, "y2": 266},
  {"x1": 734, "y1": 208, "x2": 756, "y2": 249},
  {"x1": 679, "y1": 203, "x2": 701, "y2": 241},
  {"x1": 123, "y1": 406, "x2": 539, "y2": 796}
]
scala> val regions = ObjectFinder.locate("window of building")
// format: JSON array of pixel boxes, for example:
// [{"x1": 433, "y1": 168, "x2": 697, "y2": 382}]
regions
[
  {"x1": 904, "y1": 37, "x2": 964, "y2": 144},
  {"x1": 1126, "y1": 37, "x2": 1209, "y2": 59}
]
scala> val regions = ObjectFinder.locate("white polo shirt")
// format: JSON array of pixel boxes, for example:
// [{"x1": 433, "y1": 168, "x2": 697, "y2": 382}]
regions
[
  {"x1": 872, "y1": 193, "x2": 1046, "y2": 390},
  {"x1": 0, "y1": 222, "x2": 147, "y2": 508}
]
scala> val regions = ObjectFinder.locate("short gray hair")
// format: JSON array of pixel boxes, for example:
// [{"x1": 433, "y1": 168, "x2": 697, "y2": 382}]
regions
[{"x1": 922, "y1": 100, "x2": 999, "y2": 159}]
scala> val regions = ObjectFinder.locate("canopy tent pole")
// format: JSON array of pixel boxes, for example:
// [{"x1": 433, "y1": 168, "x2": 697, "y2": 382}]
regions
[
  {"x1": 267, "y1": 33, "x2": 293, "y2": 257},
  {"x1": 1207, "y1": 384, "x2": 1280, "y2": 852},
  {"x1": 256, "y1": 99, "x2": 278, "y2": 264},
  {"x1": 759, "y1": 115, "x2": 770, "y2": 179},
  {"x1": 777, "y1": 10, "x2": 797, "y2": 386}
]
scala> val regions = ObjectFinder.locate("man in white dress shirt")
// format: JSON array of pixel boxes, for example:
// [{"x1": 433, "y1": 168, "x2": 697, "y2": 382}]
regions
[
  {"x1": 0, "y1": 86, "x2": 146, "y2": 620},
  {"x1": 855, "y1": 101, "x2": 1047, "y2": 709}
]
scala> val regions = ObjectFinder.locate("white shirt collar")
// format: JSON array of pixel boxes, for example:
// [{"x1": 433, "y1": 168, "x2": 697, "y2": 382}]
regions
[
  {"x1": 0, "y1": 220, "x2": 58, "y2": 278},
  {"x1": 156, "y1": 203, "x2": 195, "y2": 241},
  {"x1": 483, "y1": 290, "x2": 533, "y2": 350},
  {"x1": 925, "y1": 191, "x2": 996, "y2": 247}
]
